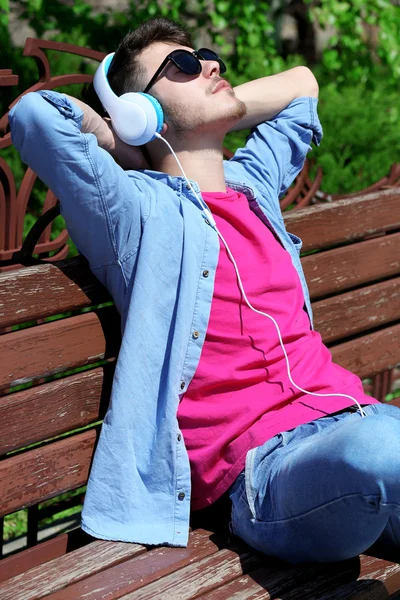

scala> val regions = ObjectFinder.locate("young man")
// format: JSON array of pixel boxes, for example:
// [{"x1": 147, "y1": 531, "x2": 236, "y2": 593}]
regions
[{"x1": 9, "y1": 17, "x2": 400, "y2": 565}]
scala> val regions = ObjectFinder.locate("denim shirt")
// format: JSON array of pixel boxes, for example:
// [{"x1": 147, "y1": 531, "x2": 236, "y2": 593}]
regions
[{"x1": 9, "y1": 90, "x2": 322, "y2": 547}]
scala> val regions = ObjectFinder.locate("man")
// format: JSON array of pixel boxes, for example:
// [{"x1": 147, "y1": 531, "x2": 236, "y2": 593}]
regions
[{"x1": 9, "y1": 17, "x2": 400, "y2": 565}]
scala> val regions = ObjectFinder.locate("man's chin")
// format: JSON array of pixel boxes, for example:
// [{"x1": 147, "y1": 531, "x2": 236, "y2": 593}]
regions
[{"x1": 223, "y1": 98, "x2": 247, "y2": 127}]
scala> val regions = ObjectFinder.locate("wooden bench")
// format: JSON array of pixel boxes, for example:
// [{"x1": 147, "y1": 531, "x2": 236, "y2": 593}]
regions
[
  {"x1": 0, "y1": 186, "x2": 400, "y2": 599},
  {"x1": 1, "y1": 36, "x2": 400, "y2": 600}
]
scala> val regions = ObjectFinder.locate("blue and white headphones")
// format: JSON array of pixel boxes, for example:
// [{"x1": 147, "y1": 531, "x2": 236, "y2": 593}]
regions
[{"x1": 93, "y1": 52, "x2": 164, "y2": 146}]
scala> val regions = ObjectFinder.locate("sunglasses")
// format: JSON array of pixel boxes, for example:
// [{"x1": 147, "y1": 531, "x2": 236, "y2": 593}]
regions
[{"x1": 143, "y1": 48, "x2": 227, "y2": 94}]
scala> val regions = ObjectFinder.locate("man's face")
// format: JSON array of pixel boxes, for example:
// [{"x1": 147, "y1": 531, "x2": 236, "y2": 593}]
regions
[{"x1": 139, "y1": 42, "x2": 246, "y2": 138}]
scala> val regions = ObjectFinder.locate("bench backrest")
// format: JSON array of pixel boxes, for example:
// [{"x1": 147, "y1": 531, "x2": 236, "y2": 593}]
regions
[{"x1": 1, "y1": 188, "x2": 399, "y2": 540}]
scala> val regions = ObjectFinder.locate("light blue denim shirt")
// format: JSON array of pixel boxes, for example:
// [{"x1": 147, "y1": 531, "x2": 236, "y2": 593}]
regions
[{"x1": 9, "y1": 90, "x2": 322, "y2": 547}]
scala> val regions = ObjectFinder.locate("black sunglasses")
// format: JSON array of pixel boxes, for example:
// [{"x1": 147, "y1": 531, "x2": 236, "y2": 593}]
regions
[{"x1": 143, "y1": 48, "x2": 227, "y2": 94}]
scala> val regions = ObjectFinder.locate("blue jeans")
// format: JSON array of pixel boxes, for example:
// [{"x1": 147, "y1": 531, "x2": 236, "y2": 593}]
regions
[{"x1": 228, "y1": 402, "x2": 400, "y2": 564}]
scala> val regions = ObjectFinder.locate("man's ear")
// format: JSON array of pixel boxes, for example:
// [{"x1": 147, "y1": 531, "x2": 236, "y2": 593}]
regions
[{"x1": 160, "y1": 122, "x2": 168, "y2": 135}]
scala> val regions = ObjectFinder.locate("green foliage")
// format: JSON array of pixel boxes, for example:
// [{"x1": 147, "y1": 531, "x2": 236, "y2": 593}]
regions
[
  {"x1": 305, "y1": 0, "x2": 400, "y2": 89},
  {"x1": 310, "y1": 76, "x2": 400, "y2": 194},
  {"x1": 4, "y1": 0, "x2": 398, "y2": 91},
  {"x1": 2, "y1": 0, "x2": 400, "y2": 253},
  {"x1": 4, "y1": 487, "x2": 85, "y2": 542},
  {"x1": 0, "y1": 0, "x2": 9, "y2": 28}
]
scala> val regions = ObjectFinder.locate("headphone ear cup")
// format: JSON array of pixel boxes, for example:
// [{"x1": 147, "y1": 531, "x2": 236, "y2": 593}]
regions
[
  {"x1": 136, "y1": 93, "x2": 164, "y2": 138},
  {"x1": 114, "y1": 92, "x2": 164, "y2": 146},
  {"x1": 106, "y1": 97, "x2": 147, "y2": 146}
]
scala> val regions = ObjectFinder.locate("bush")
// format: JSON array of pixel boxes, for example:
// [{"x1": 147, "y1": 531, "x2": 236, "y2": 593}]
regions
[
  {"x1": 309, "y1": 75, "x2": 400, "y2": 194},
  {"x1": 1, "y1": 1, "x2": 399, "y2": 248}
]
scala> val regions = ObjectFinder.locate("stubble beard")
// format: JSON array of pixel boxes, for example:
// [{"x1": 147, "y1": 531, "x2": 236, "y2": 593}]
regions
[{"x1": 162, "y1": 91, "x2": 247, "y2": 139}]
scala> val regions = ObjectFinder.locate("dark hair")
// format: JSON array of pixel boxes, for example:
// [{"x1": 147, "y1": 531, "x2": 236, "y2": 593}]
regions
[{"x1": 81, "y1": 17, "x2": 193, "y2": 115}]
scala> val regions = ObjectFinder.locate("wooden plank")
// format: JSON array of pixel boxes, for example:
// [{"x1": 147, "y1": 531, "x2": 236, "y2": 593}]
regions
[
  {"x1": 0, "y1": 430, "x2": 96, "y2": 517},
  {"x1": 0, "y1": 307, "x2": 120, "y2": 391},
  {"x1": 193, "y1": 554, "x2": 400, "y2": 600},
  {"x1": 0, "y1": 257, "x2": 110, "y2": 328},
  {"x1": 0, "y1": 365, "x2": 114, "y2": 455},
  {"x1": 0, "y1": 528, "x2": 91, "y2": 583},
  {"x1": 286, "y1": 554, "x2": 400, "y2": 600},
  {"x1": 43, "y1": 529, "x2": 229, "y2": 600},
  {"x1": 194, "y1": 558, "x2": 358, "y2": 599},
  {"x1": 284, "y1": 189, "x2": 400, "y2": 252},
  {"x1": 118, "y1": 544, "x2": 265, "y2": 600},
  {"x1": 313, "y1": 278, "x2": 400, "y2": 344},
  {"x1": 331, "y1": 323, "x2": 400, "y2": 379},
  {"x1": 303, "y1": 232, "x2": 400, "y2": 300},
  {"x1": 0, "y1": 538, "x2": 147, "y2": 600}
]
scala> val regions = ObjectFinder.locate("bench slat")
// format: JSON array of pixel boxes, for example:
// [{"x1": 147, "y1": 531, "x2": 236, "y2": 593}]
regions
[
  {"x1": 271, "y1": 555, "x2": 400, "y2": 600},
  {"x1": 193, "y1": 559, "x2": 358, "y2": 599},
  {"x1": 186, "y1": 553, "x2": 400, "y2": 600},
  {"x1": 0, "y1": 308, "x2": 120, "y2": 391},
  {"x1": 331, "y1": 323, "x2": 400, "y2": 380},
  {"x1": 0, "y1": 257, "x2": 109, "y2": 329},
  {"x1": 0, "y1": 529, "x2": 91, "y2": 583},
  {"x1": 284, "y1": 189, "x2": 400, "y2": 252},
  {"x1": 303, "y1": 231, "x2": 400, "y2": 300},
  {"x1": 0, "y1": 365, "x2": 113, "y2": 455},
  {"x1": 0, "y1": 430, "x2": 97, "y2": 517},
  {"x1": 118, "y1": 545, "x2": 264, "y2": 600},
  {"x1": 0, "y1": 537, "x2": 147, "y2": 600},
  {"x1": 42, "y1": 529, "x2": 233, "y2": 600},
  {"x1": 313, "y1": 278, "x2": 400, "y2": 344}
]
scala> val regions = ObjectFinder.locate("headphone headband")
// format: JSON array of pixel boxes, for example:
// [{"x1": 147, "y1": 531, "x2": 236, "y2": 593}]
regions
[
  {"x1": 93, "y1": 53, "x2": 121, "y2": 116},
  {"x1": 93, "y1": 52, "x2": 164, "y2": 146}
]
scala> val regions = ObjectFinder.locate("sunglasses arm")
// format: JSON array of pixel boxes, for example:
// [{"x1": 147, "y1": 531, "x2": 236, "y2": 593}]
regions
[{"x1": 143, "y1": 57, "x2": 170, "y2": 93}]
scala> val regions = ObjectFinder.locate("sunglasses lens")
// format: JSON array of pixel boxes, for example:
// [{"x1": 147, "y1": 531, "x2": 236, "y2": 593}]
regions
[
  {"x1": 172, "y1": 51, "x2": 202, "y2": 75},
  {"x1": 197, "y1": 48, "x2": 227, "y2": 73}
]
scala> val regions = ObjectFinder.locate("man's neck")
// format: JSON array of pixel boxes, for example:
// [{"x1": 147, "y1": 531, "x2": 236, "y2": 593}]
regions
[{"x1": 149, "y1": 135, "x2": 227, "y2": 192}]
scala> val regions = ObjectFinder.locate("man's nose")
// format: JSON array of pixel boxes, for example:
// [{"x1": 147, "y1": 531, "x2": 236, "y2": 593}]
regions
[{"x1": 202, "y1": 59, "x2": 220, "y2": 78}]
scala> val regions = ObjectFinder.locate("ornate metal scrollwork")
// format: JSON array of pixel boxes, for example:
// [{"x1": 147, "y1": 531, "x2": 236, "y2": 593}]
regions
[{"x1": 0, "y1": 38, "x2": 105, "y2": 272}]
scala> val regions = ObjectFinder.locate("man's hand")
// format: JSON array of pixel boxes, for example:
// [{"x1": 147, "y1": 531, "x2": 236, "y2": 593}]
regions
[
  {"x1": 102, "y1": 118, "x2": 150, "y2": 170},
  {"x1": 229, "y1": 66, "x2": 319, "y2": 132},
  {"x1": 64, "y1": 94, "x2": 149, "y2": 170}
]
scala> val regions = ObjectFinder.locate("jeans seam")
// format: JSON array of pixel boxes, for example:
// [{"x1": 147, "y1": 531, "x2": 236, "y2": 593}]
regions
[{"x1": 255, "y1": 492, "x2": 387, "y2": 525}]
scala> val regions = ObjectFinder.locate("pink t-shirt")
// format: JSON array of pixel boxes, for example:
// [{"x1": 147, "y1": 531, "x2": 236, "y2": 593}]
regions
[{"x1": 176, "y1": 188, "x2": 378, "y2": 511}]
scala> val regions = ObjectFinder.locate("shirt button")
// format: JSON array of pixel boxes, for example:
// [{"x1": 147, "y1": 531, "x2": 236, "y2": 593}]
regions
[
  {"x1": 180, "y1": 381, "x2": 185, "y2": 390},
  {"x1": 186, "y1": 183, "x2": 191, "y2": 190},
  {"x1": 177, "y1": 433, "x2": 182, "y2": 441},
  {"x1": 203, "y1": 270, "x2": 209, "y2": 277},
  {"x1": 192, "y1": 330, "x2": 199, "y2": 339},
  {"x1": 204, "y1": 219, "x2": 210, "y2": 226},
  {"x1": 178, "y1": 492, "x2": 185, "y2": 501}
]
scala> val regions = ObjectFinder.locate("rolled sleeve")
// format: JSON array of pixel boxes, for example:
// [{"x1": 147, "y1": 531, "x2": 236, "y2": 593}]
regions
[
  {"x1": 9, "y1": 90, "x2": 147, "y2": 269},
  {"x1": 230, "y1": 96, "x2": 323, "y2": 201}
]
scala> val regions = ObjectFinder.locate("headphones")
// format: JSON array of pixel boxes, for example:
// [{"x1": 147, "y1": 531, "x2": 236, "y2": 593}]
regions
[{"x1": 93, "y1": 52, "x2": 164, "y2": 146}]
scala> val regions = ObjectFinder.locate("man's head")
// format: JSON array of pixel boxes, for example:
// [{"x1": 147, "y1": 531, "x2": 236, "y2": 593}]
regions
[{"x1": 85, "y1": 17, "x2": 246, "y2": 143}]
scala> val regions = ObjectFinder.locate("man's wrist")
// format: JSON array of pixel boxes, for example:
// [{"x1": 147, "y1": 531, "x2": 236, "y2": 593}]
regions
[{"x1": 229, "y1": 66, "x2": 318, "y2": 132}]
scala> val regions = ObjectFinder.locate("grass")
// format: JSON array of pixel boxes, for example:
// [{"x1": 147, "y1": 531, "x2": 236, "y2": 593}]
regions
[{"x1": 4, "y1": 487, "x2": 86, "y2": 542}]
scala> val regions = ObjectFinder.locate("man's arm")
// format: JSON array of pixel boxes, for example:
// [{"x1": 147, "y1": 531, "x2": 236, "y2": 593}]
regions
[
  {"x1": 63, "y1": 94, "x2": 149, "y2": 170},
  {"x1": 9, "y1": 91, "x2": 148, "y2": 268},
  {"x1": 229, "y1": 66, "x2": 319, "y2": 132}
]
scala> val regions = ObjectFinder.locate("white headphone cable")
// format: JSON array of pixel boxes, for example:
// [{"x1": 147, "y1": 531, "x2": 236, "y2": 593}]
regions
[{"x1": 155, "y1": 132, "x2": 367, "y2": 418}]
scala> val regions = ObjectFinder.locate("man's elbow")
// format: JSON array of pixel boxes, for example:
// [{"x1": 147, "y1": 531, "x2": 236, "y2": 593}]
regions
[
  {"x1": 9, "y1": 92, "x2": 44, "y2": 153},
  {"x1": 294, "y1": 66, "x2": 319, "y2": 98}
]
